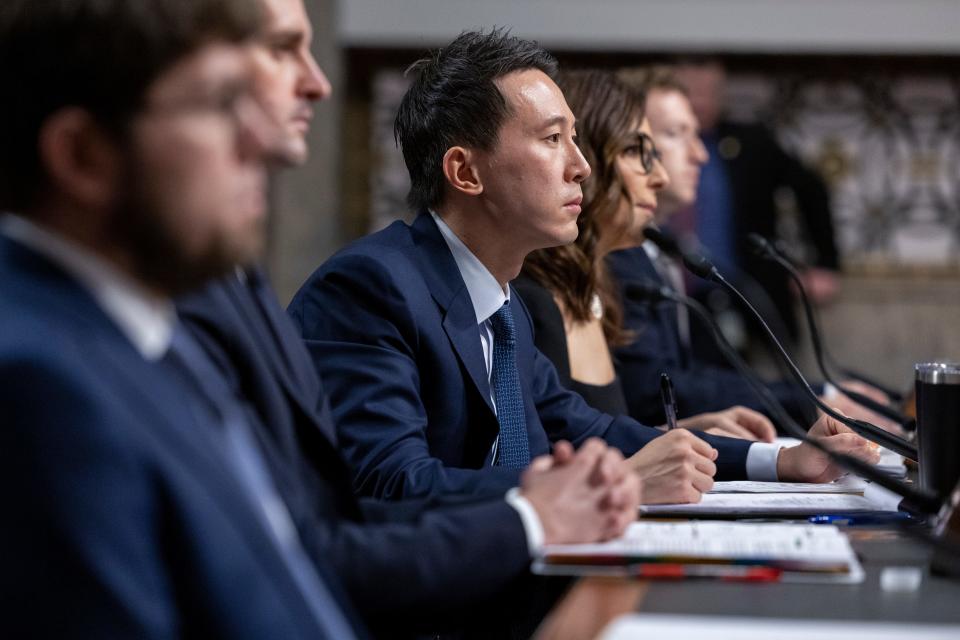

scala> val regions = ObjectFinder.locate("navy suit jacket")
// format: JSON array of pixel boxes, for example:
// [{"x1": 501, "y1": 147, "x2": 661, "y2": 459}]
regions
[
  {"x1": 0, "y1": 235, "x2": 359, "y2": 639},
  {"x1": 177, "y1": 271, "x2": 533, "y2": 633},
  {"x1": 608, "y1": 245, "x2": 816, "y2": 427},
  {"x1": 289, "y1": 212, "x2": 751, "y2": 501}
]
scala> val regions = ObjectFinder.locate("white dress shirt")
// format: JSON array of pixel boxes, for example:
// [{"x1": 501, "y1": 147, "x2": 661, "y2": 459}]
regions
[{"x1": 1, "y1": 214, "x2": 175, "y2": 360}]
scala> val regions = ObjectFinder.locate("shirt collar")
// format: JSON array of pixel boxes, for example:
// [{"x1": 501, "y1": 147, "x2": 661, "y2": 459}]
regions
[
  {"x1": 430, "y1": 210, "x2": 509, "y2": 325},
  {"x1": 0, "y1": 214, "x2": 176, "y2": 361},
  {"x1": 642, "y1": 239, "x2": 660, "y2": 261}
]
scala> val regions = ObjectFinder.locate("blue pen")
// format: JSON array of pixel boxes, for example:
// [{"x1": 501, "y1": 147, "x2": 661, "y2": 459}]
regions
[
  {"x1": 808, "y1": 512, "x2": 913, "y2": 526},
  {"x1": 660, "y1": 373, "x2": 679, "y2": 431}
]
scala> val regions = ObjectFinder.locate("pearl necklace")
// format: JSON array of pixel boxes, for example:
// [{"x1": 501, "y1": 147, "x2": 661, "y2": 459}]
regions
[{"x1": 590, "y1": 293, "x2": 603, "y2": 320}]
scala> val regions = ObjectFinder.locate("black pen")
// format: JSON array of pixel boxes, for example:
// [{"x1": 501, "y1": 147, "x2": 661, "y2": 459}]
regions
[{"x1": 660, "y1": 373, "x2": 679, "y2": 431}]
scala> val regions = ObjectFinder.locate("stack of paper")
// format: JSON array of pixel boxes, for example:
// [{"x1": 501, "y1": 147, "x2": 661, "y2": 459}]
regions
[
  {"x1": 639, "y1": 484, "x2": 898, "y2": 518},
  {"x1": 708, "y1": 477, "x2": 867, "y2": 494},
  {"x1": 533, "y1": 521, "x2": 863, "y2": 583},
  {"x1": 600, "y1": 615, "x2": 960, "y2": 640}
]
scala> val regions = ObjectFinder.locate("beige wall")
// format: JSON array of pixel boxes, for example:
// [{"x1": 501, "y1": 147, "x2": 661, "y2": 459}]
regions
[
  {"x1": 814, "y1": 276, "x2": 960, "y2": 392},
  {"x1": 340, "y1": 0, "x2": 960, "y2": 54},
  {"x1": 266, "y1": 0, "x2": 344, "y2": 304}
]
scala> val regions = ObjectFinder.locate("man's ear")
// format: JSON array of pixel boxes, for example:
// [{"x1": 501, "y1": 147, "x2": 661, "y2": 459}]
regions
[
  {"x1": 38, "y1": 108, "x2": 121, "y2": 211},
  {"x1": 441, "y1": 146, "x2": 483, "y2": 197}
]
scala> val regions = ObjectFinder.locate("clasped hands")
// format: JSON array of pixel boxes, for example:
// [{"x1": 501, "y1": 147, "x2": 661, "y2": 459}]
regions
[{"x1": 519, "y1": 438, "x2": 640, "y2": 545}]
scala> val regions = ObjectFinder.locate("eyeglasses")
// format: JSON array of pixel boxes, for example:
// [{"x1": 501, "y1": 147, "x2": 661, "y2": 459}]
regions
[
  {"x1": 140, "y1": 79, "x2": 267, "y2": 135},
  {"x1": 136, "y1": 79, "x2": 279, "y2": 157},
  {"x1": 621, "y1": 131, "x2": 662, "y2": 175}
]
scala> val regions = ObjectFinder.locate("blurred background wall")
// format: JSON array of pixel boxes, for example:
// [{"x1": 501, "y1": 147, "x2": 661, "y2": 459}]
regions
[{"x1": 273, "y1": 0, "x2": 960, "y2": 391}]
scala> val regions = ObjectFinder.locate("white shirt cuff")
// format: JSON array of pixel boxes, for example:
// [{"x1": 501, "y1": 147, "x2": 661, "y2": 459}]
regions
[
  {"x1": 505, "y1": 488, "x2": 545, "y2": 556},
  {"x1": 822, "y1": 382, "x2": 838, "y2": 400},
  {"x1": 745, "y1": 442, "x2": 786, "y2": 481}
]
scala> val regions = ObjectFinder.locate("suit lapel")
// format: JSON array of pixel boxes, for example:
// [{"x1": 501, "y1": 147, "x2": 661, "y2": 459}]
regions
[
  {"x1": 228, "y1": 275, "x2": 349, "y2": 449},
  {"x1": 410, "y1": 213, "x2": 495, "y2": 415},
  {"x1": 94, "y1": 338, "x2": 333, "y2": 633},
  {"x1": 442, "y1": 289, "x2": 495, "y2": 415},
  {"x1": 222, "y1": 275, "x2": 314, "y2": 412},
  {"x1": 179, "y1": 275, "x2": 358, "y2": 515}
]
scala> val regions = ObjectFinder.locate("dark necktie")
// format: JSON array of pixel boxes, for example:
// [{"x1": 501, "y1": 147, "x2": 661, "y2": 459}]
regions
[{"x1": 489, "y1": 304, "x2": 531, "y2": 468}]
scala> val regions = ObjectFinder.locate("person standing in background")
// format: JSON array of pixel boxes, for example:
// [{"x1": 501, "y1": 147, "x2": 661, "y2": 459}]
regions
[{"x1": 671, "y1": 58, "x2": 841, "y2": 342}]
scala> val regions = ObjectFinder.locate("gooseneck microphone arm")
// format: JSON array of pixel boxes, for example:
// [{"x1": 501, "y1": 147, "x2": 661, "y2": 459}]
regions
[
  {"x1": 623, "y1": 279, "x2": 939, "y2": 513},
  {"x1": 746, "y1": 233, "x2": 914, "y2": 430},
  {"x1": 763, "y1": 237, "x2": 905, "y2": 403},
  {"x1": 643, "y1": 229, "x2": 918, "y2": 461}
]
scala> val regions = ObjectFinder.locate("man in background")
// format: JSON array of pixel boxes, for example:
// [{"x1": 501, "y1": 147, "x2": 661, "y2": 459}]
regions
[{"x1": 672, "y1": 57, "x2": 840, "y2": 338}]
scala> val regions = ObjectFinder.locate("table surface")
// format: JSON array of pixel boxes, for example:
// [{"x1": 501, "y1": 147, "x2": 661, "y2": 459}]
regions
[{"x1": 534, "y1": 526, "x2": 960, "y2": 640}]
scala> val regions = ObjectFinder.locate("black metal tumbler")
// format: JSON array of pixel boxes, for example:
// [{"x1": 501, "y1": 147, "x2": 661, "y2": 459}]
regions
[{"x1": 915, "y1": 362, "x2": 960, "y2": 500}]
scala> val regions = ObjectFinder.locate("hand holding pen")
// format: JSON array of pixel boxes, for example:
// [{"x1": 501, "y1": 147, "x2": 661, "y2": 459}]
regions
[{"x1": 660, "y1": 373, "x2": 680, "y2": 431}]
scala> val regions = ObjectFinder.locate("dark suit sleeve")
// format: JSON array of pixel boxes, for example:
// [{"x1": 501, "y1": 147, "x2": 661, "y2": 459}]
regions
[
  {"x1": 608, "y1": 253, "x2": 817, "y2": 429},
  {"x1": 507, "y1": 294, "x2": 752, "y2": 480},
  {"x1": 616, "y1": 297, "x2": 765, "y2": 419},
  {"x1": 307, "y1": 498, "x2": 530, "y2": 626},
  {"x1": 1, "y1": 356, "x2": 175, "y2": 638},
  {"x1": 614, "y1": 308, "x2": 817, "y2": 428},
  {"x1": 289, "y1": 252, "x2": 521, "y2": 500},
  {"x1": 528, "y1": 344, "x2": 751, "y2": 480}
]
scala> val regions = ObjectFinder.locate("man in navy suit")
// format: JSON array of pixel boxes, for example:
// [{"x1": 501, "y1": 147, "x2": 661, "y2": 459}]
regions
[
  {"x1": 610, "y1": 67, "x2": 896, "y2": 432},
  {"x1": 290, "y1": 31, "x2": 880, "y2": 506},
  {"x1": 175, "y1": 1, "x2": 641, "y2": 636},
  {"x1": 0, "y1": 0, "x2": 369, "y2": 636}
]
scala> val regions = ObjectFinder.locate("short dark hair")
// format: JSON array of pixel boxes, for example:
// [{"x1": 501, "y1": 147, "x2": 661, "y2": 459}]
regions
[
  {"x1": 0, "y1": 0, "x2": 262, "y2": 211},
  {"x1": 394, "y1": 28, "x2": 559, "y2": 212}
]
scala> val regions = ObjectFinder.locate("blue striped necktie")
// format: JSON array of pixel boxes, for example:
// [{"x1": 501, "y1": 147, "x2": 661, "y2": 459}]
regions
[{"x1": 489, "y1": 304, "x2": 531, "y2": 468}]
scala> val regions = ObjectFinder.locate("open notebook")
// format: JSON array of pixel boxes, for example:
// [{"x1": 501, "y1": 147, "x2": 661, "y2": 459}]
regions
[{"x1": 533, "y1": 521, "x2": 863, "y2": 583}]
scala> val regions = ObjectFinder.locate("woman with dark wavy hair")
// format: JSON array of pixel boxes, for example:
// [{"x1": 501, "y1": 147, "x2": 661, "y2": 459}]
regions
[{"x1": 517, "y1": 70, "x2": 773, "y2": 440}]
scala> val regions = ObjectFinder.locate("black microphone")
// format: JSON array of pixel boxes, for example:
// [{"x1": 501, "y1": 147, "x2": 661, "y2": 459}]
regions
[
  {"x1": 753, "y1": 234, "x2": 905, "y2": 403},
  {"x1": 644, "y1": 229, "x2": 918, "y2": 461},
  {"x1": 746, "y1": 233, "x2": 914, "y2": 429},
  {"x1": 644, "y1": 226, "x2": 797, "y2": 377},
  {"x1": 623, "y1": 277, "x2": 939, "y2": 513}
]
